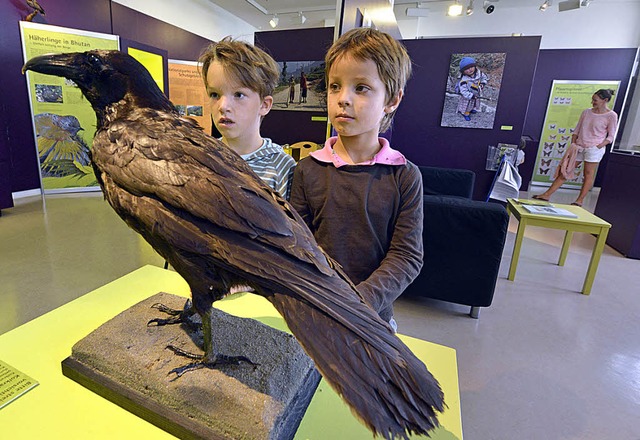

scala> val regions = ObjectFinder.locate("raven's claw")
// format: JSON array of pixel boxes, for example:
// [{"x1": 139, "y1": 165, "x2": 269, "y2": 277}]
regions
[
  {"x1": 151, "y1": 302, "x2": 183, "y2": 315},
  {"x1": 147, "y1": 316, "x2": 183, "y2": 327},
  {"x1": 147, "y1": 303, "x2": 189, "y2": 326},
  {"x1": 166, "y1": 345, "x2": 258, "y2": 378}
]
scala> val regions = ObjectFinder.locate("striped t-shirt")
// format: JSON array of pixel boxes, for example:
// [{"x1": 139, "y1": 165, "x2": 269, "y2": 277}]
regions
[{"x1": 240, "y1": 138, "x2": 297, "y2": 200}]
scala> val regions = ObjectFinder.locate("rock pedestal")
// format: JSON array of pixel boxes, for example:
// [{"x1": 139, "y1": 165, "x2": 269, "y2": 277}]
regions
[{"x1": 62, "y1": 292, "x2": 320, "y2": 440}]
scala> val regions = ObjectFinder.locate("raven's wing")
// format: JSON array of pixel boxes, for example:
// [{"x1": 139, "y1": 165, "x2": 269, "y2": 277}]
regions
[{"x1": 92, "y1": 108, "x2": 335, "y2": 278}]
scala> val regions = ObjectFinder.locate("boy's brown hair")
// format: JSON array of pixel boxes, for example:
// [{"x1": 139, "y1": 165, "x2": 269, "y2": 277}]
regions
[
  {"x1": 325, "y1": 28, "x2": 412, "y2": 133},
  {"x1": 199, "y1": 37, "x2": 279, "y2": 99}
]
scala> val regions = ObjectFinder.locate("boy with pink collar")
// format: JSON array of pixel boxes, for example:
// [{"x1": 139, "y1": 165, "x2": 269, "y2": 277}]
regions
[{"x1": 290, "y1": 28, "x2": 423, "y2": 331}]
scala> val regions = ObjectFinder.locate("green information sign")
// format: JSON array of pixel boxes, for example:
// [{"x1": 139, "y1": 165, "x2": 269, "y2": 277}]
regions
[
  {"x1": 532, "y1": 80, "x2": 620, "y2": 188},
  {"x1": 20, "y1": 21, "x2": 119, "y2": 193}
]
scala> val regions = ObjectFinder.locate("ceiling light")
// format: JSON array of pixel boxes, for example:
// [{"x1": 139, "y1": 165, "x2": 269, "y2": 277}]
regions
[
  {"x1": 406, "y1": 6, "x2": 429, "y2": 17},
  {"x1": 466, "y1": 0, "x2": 474, "y2": 15},
  {"x1": 297, "y1": 12, "x2": 307, "y2": 24},
  {"x1": 447, "y1": 1, "x2": 463, "y2": 16},
  {"x1": 539, "y1": 0, "x2": 551, "y2": 11},
  {"x1": 269, "y1": 14, "x2": 279, "y2": 28},
  {"x1": 558, "y1": 0, "x2": 580, "y2": 11}
]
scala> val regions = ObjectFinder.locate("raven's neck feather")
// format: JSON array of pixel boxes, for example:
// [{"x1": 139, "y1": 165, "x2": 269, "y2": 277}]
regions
[{"x1": 97, "y1": 89, "x2": 176, "y2": 128}]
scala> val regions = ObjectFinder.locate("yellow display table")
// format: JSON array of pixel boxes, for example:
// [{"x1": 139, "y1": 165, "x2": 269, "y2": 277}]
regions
[
  {"x1": 506, "y1": 199, "x2": 611, "y2": 294},
  {"x1": 0, "y1": 265, "x2": 462, "y2": 439}
]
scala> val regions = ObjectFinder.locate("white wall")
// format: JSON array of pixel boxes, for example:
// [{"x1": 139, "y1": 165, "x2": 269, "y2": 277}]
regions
[
  {"x1": 397, "y1": 0, "x2": 640, "y2": 49},
  {"x1": 112, "y1": 0, "x2": 257, "y2": 43}
]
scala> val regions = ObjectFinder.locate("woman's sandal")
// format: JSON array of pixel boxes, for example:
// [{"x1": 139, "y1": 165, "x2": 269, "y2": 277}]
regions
[{"x1": 571, "y1": 202, "x2": 583, "y2": 207}]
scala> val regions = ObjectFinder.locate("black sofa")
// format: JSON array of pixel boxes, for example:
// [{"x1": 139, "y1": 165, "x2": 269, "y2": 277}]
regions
[{"x1": 402, "y1": 166, "x2": 509, "y2": 318}]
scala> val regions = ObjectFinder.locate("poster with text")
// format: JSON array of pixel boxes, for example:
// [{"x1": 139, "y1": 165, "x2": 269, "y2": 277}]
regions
[
  {"x1": 532, "y1": 80, "x2": 620, "y2": 188},
  {"x1": 20, "y1": 21, "x2": 119, "y2": 193},
  {"x1": 441, "y1": 52, "x2": 506, "y2": 129},
  {"x1": 168, "y1": 60, "x2": 211, "y2": 134}
]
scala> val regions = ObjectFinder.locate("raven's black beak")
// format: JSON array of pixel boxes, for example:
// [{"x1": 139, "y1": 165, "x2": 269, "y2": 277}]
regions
[{"x1": 22, "y1": 52, "x2": 81, "y2": 80}]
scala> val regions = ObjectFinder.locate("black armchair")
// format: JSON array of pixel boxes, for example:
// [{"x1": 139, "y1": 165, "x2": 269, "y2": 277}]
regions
[{"x1": 402, "y1": 166, "x2": 509, "y2": 318}]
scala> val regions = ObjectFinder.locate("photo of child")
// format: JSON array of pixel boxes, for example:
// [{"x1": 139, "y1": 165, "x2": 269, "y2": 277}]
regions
[
  {"x1": 456, "y1": 57, "x2": 487, "y2": 121},
  {"x1": 440, "y1": 52, "x2": 506, "y2": 129}
]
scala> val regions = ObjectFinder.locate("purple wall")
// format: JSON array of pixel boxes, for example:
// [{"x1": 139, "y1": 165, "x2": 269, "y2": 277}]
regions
[
  {"x1": 255, "y1": 28, "x2": 335, "y2": 146},
  {"x1": 522, "y1": 48, "x2": 638, "y2": 188},
  {"x1": 392, "y1": 36, "x2": 542, "y2": 200},
  {"x1": 594, "y1": 152, "x2": 640, "y2": 259},
  {"x1": 0, "y1": 1, "x2": 213, "y2": 198}
]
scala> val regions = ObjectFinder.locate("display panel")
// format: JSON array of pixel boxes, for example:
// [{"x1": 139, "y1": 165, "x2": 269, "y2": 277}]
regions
[
  {"x1": 20, "y1": 21, "x2": 119, "y2": 193},
  {"x1": 168, "y1": 60, "x2": 212, "y2": 134}
]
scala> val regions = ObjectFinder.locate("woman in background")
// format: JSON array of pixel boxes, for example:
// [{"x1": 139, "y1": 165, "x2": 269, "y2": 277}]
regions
[{"x1": 534, "y1": 89, "x2": 618, "y2": 207}]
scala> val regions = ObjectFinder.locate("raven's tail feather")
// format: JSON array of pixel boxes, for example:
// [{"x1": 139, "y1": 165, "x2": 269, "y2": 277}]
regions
[{"x1": 269, "y1": 293, "x2": 445, "y2": 439}]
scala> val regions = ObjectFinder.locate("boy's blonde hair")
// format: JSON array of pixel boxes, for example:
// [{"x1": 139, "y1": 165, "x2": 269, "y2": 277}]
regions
[
  {"x1": 199, "y1": 37, "x2": 279, "y2": 99},
  {"x1": 325, "y1": 28, "x2": 412, "y2": 133}
]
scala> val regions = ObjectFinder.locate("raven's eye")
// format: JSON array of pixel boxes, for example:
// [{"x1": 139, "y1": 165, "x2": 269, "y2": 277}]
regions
[{"x1": 88, "y1": 54, "x2": 101, "y2": 66}]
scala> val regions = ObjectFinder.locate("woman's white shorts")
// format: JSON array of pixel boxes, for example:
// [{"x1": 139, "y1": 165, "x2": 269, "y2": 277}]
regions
[{"x1": 576, "y1": 146, "x2": 606, "y2": 163}]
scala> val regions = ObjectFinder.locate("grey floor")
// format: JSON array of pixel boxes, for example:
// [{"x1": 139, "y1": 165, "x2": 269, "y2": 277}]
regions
[{"x1": 1, "y1": 188, "x2": 639, "y2": 440}]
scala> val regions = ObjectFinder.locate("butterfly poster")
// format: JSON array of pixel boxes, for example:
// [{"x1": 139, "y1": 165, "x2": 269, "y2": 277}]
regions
[{"x1": 531, "y1": 80, "x2": 620, "y2": 188}]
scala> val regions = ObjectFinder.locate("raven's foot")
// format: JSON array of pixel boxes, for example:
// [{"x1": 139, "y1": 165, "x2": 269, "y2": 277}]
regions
[
  {"x1": 147, "y1": 302, "x2": 192, "y2": 326},
  {"x1": 166, "y1": 345, "x2": 257, "y2": 378}
]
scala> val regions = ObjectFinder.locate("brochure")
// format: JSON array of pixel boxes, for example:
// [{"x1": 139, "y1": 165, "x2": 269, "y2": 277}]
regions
[
  {"x1": 522, "y1": 204, "x2": 578, "y2": 218},
  {"x1": 513, "y1": 198, "x2": 553, "y2": 207}
]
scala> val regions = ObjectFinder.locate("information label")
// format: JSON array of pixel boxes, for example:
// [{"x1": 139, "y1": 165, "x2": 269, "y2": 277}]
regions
[{"x1": 0, "y1": 360, "x2": 38, "y2": 410}]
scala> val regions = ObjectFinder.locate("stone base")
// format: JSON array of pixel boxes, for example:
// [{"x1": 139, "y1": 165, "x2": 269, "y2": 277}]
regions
[{"x1": 62, "y1": 292, "x2": 320, "y2": 440}]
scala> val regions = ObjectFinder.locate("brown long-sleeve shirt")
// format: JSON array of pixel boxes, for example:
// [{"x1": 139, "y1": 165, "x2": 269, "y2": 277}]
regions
[{"x1": 290, "y1": 155, "x2": 424, "y2": 322}]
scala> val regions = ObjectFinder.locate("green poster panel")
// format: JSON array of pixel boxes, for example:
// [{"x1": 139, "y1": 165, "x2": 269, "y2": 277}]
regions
[
  {"x1": 20, "y1": 21, "x2": 119, "y2": 193},
  {"x1": 532, "y1": 80, "x2": 620, "y2": 188}
]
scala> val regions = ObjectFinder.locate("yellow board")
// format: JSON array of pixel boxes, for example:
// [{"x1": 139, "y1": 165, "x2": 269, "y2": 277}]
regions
[
  {"x1": 0, "y1": 266, "x2": 462, "y2": 439},
  {"x1": 128, "y1": 47, "x2": 165, "y2": 92}
]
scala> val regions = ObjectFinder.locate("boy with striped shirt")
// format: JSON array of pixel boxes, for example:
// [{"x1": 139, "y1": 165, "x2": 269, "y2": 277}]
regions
[{"x1": 199, "y1": 37, "x2": 296, "y2": 199}]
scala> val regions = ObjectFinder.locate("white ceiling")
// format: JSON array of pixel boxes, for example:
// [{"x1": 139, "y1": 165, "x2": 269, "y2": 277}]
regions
[
  {"x1": 209, "y1": 0, "x2": 430, "y2": 31},
  {"x1": 209, "y1": 0, "x2": 337, "y2": 31},
  {"x1": 207, "y1": 0, "x2": 618, "y2": 32}
]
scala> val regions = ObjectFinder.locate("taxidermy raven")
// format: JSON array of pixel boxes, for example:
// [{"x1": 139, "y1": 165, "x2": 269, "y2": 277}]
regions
[{"x1": 24, "y1": 50, "x2": 444, "y2": 439}]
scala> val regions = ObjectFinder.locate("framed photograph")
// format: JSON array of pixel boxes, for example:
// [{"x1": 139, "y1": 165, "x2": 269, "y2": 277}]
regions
[
  {"x1": 440, "y1": 52, "x2": 506, "y2": 129},
  {"x1": 272, "y1": 61, "x2": 326, "y2": 112}
]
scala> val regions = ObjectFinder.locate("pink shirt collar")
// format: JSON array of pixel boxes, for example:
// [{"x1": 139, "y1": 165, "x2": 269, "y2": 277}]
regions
[{"x1": 310, "y1": 136, "x2": 407, "y2": 168}]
